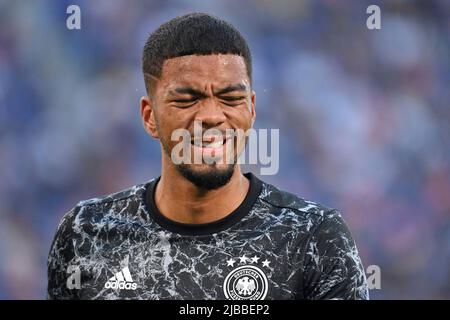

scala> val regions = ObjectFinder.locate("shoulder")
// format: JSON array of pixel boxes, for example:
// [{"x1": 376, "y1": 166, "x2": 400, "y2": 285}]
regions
[
  {"x1": 254, "y1": 179, "x2": 351, "y2": 238},
  {"x1": 54, "y1": 181, "x2": 153, "y2": 236},
  {"x1": 76, "y1": 182, "x2": 149, "y2": 207},
  {"x1": 258, "y1": 179, "x2": 339, "y2": 221}
]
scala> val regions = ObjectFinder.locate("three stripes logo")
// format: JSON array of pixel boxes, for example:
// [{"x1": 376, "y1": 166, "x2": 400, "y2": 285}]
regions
[{"x1": 104, "y1": 267, "x2": 137, "y2": 290}]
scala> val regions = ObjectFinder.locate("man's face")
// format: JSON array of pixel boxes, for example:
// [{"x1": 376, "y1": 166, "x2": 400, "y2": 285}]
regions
[{"x1": 142, "y1": 54, "x2": 256, "y2": 189}]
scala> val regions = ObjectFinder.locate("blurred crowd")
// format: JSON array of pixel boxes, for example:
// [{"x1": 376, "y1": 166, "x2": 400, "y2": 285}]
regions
[{"x1": 0, "y1": 0, "x2": 449, "y2": 299}]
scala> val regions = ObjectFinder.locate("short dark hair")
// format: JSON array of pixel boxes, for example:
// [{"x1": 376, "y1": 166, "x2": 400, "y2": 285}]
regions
[{"x1": 142, "y1": 13, "x2": 252, "y2": 94}]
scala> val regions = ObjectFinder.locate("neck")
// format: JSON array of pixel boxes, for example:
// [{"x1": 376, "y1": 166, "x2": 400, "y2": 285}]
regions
[{"x1": 155, "y1": 162, "x2": 250, "y2": 224}]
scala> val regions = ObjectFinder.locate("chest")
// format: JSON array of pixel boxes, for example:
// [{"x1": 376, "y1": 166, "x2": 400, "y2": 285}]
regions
[{"x1": 72, "y1": 229, "x2": 304, "y2": 300}]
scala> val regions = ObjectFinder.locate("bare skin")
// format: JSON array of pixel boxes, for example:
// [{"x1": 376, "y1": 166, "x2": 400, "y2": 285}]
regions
[{"x1": 140, "y1": 54, "x2": 256, "y2": 224}]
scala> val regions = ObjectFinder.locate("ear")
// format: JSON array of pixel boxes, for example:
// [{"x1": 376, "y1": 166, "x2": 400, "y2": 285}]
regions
[
  {"x1": 140, "y1": 96, "x2": 159, "y2": 139},
  {"x1": 250, "y1": 90, "x2": 256, "y2": 126}
]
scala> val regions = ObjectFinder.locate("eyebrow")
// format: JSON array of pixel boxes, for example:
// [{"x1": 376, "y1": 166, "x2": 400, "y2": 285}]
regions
[
  {"x1": 169, "y1": 84, "x2": 247, "y2": 98},
  {"x1": 214, "y1": 84, "x2": 247, "y2": 95}
]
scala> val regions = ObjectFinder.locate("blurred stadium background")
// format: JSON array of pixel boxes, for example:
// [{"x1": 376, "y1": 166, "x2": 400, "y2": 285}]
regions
[{"x1": 0, "y1": 0, "x2": 449, "y2": 299}]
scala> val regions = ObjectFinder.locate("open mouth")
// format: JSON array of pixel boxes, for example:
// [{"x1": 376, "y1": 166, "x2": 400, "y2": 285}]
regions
[
  {"x1": 189, "y1": 135, "x2": 238, "y2": 162},
  {"x1": 191, "y1": 135, "x2": 235, "y2": 149}
]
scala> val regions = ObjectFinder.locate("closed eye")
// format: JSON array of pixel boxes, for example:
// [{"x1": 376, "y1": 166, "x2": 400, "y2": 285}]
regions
[
  {"x1": 172, "y1": 98, "x2": 198, "y2": 107},
  {"x1": 220, "y1": 96, "x2": 246, "y2": 106},
  {"x1": 174, "y1": 99, "x2": 196, "y2": 103},
  {"x1": 221, "y1": 96, "x2": 245, "y2": 101}
]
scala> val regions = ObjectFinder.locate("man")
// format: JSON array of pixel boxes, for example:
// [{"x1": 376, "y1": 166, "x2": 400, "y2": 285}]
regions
[{"x1": 48, "y1": 13, "x2": 369, "y2": 300}]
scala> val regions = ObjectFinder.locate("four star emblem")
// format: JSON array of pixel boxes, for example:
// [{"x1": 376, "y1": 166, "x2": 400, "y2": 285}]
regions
[{"x1": 228, "y1": 255, "x2": 270, "y2": 268}]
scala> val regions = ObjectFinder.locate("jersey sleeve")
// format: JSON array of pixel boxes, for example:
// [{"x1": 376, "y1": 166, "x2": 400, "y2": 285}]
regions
[
  {"x1": 302, "y1": 210, "x2": 369, "y2": 300},
  {"x1": 47, "y1": 207, "x2": 79, "y2": 300}
]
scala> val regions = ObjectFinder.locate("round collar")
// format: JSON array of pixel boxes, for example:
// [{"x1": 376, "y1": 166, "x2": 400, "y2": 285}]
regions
[{"x1": 145, "y1": 172, "x2": 262, "y2": 236}]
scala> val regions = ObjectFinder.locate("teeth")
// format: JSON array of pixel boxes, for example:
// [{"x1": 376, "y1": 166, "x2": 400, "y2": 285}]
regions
[
  {"x1": 205, "y1": 140, "x2": 223, "y2": 148},
  {"x1": 192, "y1": 139, "x2": 225, "y2": 148}
]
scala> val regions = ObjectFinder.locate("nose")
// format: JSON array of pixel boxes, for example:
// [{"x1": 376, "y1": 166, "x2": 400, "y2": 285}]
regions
[{"x1": 195, "y1": 98, "x2": 226, "y2": 128}]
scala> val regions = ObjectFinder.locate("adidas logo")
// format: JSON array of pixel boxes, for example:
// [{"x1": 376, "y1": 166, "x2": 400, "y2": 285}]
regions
[{"x1": 104, "y1": 267, "x2": 137, "y2": 290}]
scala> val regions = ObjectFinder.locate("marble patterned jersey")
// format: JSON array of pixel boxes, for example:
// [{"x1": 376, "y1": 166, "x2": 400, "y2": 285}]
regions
[{"x1": 47, "y1": 173, "x2": 369, "y2": 300}]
